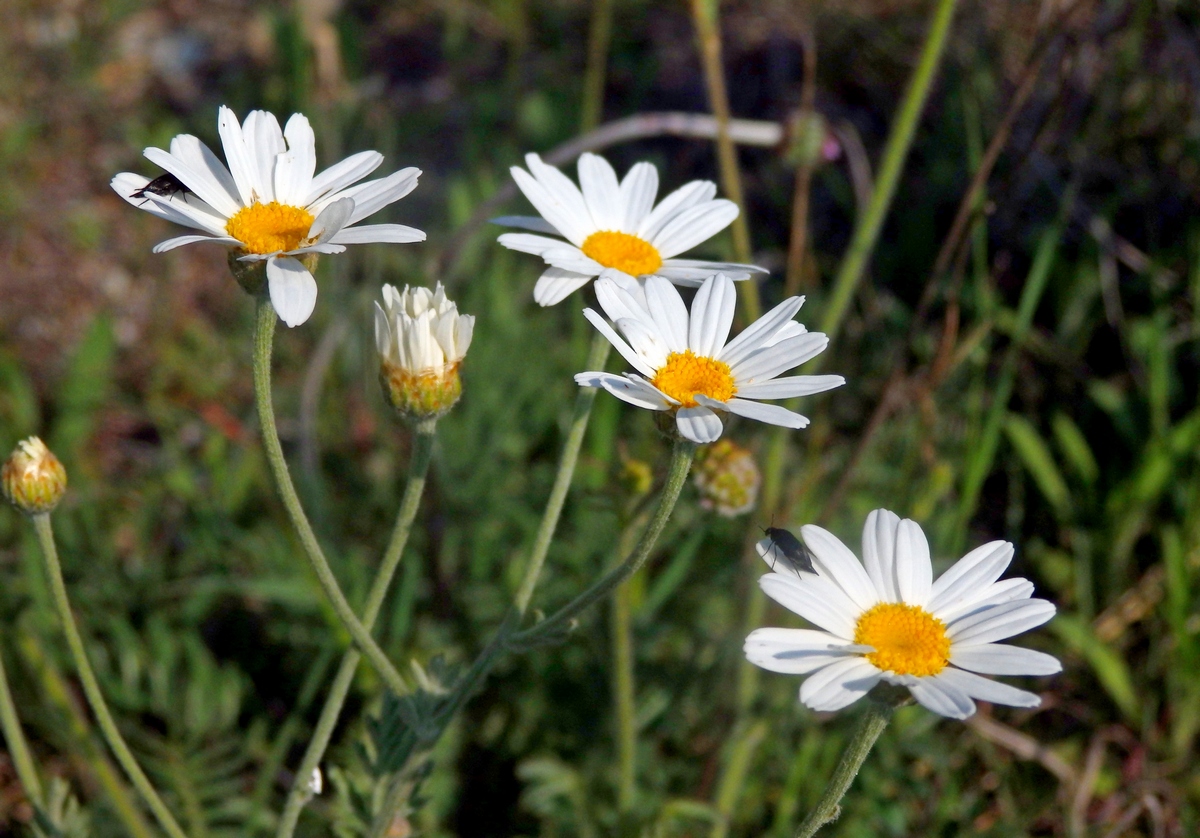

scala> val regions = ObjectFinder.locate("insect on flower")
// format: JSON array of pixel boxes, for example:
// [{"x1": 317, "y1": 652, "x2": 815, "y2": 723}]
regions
[
  {"x1": 130, "y1": 172, "x2": 193, "y2": 206},
  {"x1": 760, "y1": 526, "x2": 816, "y2": 576}
]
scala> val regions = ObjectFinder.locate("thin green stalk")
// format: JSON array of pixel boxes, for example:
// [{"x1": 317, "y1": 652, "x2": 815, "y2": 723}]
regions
[
  {"x1": 31, "y1": 514, "x2": 188, "y2": 838},
  {"x1": 252, "y1": 298, "x2": 409, "y2": 697},
  {"x1": 274, "y1": 422, "x2": 438, "y2": 838},
  {"x1": 709, "y1": 720, "x2": 767, "y2": 838},
  {"x1": 817, "y1": 0, "x2": 960, "y2": 347},
  {"x1": 516, "y1": 438, "x2": 695, "y2": 645},
  {"x1": 690, "y1": 0, "x2": 760, "y2": 323},
  {"x1": 611, "y1": 517, "x2": 643, "y2": 812},
  {"x1": 580, "y1": 0, "x2": 614, "y2": 132},
  {"x1": 514, "y1": 331, "x2": 611, "y2": 614},
  {"x1": 0, "y1": 642, "x2": 45, "y2": 814},
  {"x1": 793, "y1": 702, "x2": 893, "y2": 838}
]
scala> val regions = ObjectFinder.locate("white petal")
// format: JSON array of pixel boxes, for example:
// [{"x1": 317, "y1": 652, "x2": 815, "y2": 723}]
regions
[
  {"x1": 166, "y1": 134, "x2": 242, "y2": 216},
  {"x1": 305, "y1": 151, "x2": 384, "y2": 206},
  {"x1": 718, "y1": 296, "x2": 804, "y2": 368},
  {"x1": 329, "y1": 223, "x2": 426, "y2": 245},
  {"x1": 650, "y1": 200, "x2": 739, "y2": 259},
  {"x1": 947, "y1": 599, "x2": 1057, "y2": 645},
  {"x1": 543, "y1": 249, "x2": 607, "y2": 275},
  {"x1": 575, "y1": 373, "x2": 671, "y2": 410},
  {"x1": 306, "y1": 198, "x2": 354, "y2": 244},
  {"x1": 799, "y1": 525, "x2": 879, "y2": 612},
  {"x1": 657, "y1": 259, "x2": 764, "y2": 282},
  {"x1": 642, "y1": 275, "x2": 689, "y2": 352},
  {"x1": 718, "y1": 398, "x2": 809, "y2": 429},
  {"x1": 267, "y1": 256, "x2": 318, "y2": 328},
  {"x1": 637, "y1": 180, "x2": 717, "y2": 242},
  {"x1": 373, "y1": 302, "x2": 392, "y2": 357},
  {"x1": 615, "y1": 317, "x2": 670, "y2": 371},
  {"x1": 275, "y1": 113, "x2": 316, "y2": 206},
  {"x1": 949, "y1": 644, "x2": 1062, "y2": 676},
  {"x1": 619, "y1": 162, "x2": 658, "y2": 231},
  {"x1": 217, "y1": 105, "x2": 259, "y2": 206},
  {"x1": 577, "y1": 153, "x2": 623, "y2": 231},
  {"x1": 736, "y1": 375, "x2": 845, "y2": 400},
  {"x1": 687, "y1": 274, "x2": 736, "y2": 358},
  {"x1": 744, "y1": 628, "x2": 861, "y2": 675},
  {"x1": 595, "y1": 275, "x2": 656, "y2": 330},
  {"x1": 862, "y1": 510, "x2": 902, "y2": 602},
  {"x1": 929, "y1": 541, "x2": 1014, "y2": 617},
  {"x1": 245, "y1": 110, "x2": 285, "y2": 203},
  {"x1": 937, "y1": 578, "x2": 1035, "y2": 623},
  {"x1": 521, "y1": 154, "x2": 594, "y2": 245},
  {"x1": 759, "y1": 573, "x2": 858, "y2": 639},
  {"x1": 675, "y1": 406, "x2": 723, "y2": 443},
  {"x1": 141, "y1": 146, "x2": 239, "y2": 223},
  {"x1": 151, "y1": 234, "x2": 240, "y2": 252},
  {"x1": 143, "y1": 193, "x2": 229, "y2": 236},
  {"x1": 908, "y1": 675, "x2": 976, "y2": 719},
  {"x1": 894, "y1": 519, "x2": 933, "y2": 606},
  {"x1": 729, "y1": 332, "x2": 829, "y2": 383},
  {"x1": 323, "y1": 168, "x2": 420, "y2": 224},
  {"x1": 582, "y1": 308, "x2": 655, "y2": 378},
  {"x1": 937, "y1": 668, "x2": 1042, "y2": 708},
  {"x1": 533, "y1": 268, "x2": 592, "y2": 306},
  {"x1": 800, "y1": 658, "x2": 882, "y2": 712},
  {"x1": 490, "y1": 215, "x2": 560, "y2": 234},
  {"x1": 497, "y1": 232, "x2": 573, "y2": 256}
]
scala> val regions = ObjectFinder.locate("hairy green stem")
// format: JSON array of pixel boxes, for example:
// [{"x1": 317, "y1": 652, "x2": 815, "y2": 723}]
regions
[
  {"x1": 514, "y1": 332, "x2": 611, "y2": 614},
  {"x1": 32, "y1": 514, "x2": 188, "y2": 838},
  {"x1": 252, "y1": 299, "x2": 409, "y2": 697},
  {"x1": 0, "y1": 640, "x2": 45, "y2": 817},
  {"x1": 816, "y1": 0, "x2": 960, "y2": 347},
  {"x1": 274, "y1": 422, "x2": 438, "y2": 838},
  {"x1": 794, "y1": 702, "x2": 893, "y2": 838}
]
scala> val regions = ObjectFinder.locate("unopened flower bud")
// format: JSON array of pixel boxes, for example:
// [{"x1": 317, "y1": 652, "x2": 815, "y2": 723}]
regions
[
  {"x1": 2, "y1": 437, "x2": 67, "y2": 514},
  {"x1": 693, "y1": 439, "x2": 760, "y2": 517},
  {"x1": 375, "y1": 282, "x2": 474, "y2": 420}
]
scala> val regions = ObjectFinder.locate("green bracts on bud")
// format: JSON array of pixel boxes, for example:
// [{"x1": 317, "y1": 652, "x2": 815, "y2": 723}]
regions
[
  {"x1": 380, "y1": 360, "x2": 463, "y2": 420},
  {"x1": 2, "y1": 437, "x2": 67, "y2": 515}
]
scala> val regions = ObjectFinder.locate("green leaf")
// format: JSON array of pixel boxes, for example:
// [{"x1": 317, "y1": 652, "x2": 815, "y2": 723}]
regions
[
  {"x1": 1050, "y1": 614, "x2": 1139, "y2": 721},
  {"x1": 1004, "y1": 413, "x2": 1071, "y2": 518},
  {"x1": 50, "y1": 315, "x2": 116, "y2": 461},
  {"x1": 1051, "y1": 412, "x2": 1099, "y2": 485}
]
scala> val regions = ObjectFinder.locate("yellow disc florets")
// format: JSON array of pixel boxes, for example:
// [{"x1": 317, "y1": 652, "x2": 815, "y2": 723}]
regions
[
  {"x1": 853, "y1": 602, "x2": 951, "y2": 677},
  {"x1": 652, "y1": 350, "x2": 736, "y2": 408},
  {"x1": 581, "y1": 230, "x2": 663, "y2": 276},
  {"x1": 225, "y1": 202, "x2": 315, "y2": 255}
]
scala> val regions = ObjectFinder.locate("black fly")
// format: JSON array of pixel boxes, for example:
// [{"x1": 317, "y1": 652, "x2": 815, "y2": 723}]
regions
[
  {"x1": 131, "y1": 173, "x2": 192, "y2": 205},
  {"x1": 761, "y1": 526, "x2": 816, "y2": 576}
]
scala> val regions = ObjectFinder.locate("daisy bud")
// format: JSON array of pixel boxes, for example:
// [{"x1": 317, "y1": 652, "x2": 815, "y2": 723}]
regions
[
  {"x1": 692, "y1": 438, "x2": 760, "y2": 517},
  {"x1": 2, "y1": 437, "x2": 67, "y2": 515},
  {"x1": 375, "y1": 283, "x2": 474, "y2": 421}
]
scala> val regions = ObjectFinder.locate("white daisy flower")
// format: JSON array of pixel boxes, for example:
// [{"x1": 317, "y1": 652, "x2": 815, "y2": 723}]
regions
[
  {"x1": 111, "y1": 106, "x2": 426, "y2": 328},
  {"x1": 496, "y1": 152, "x2": 766, "y2": 306},
  {"x1": 574, "y1": 272, "x2": 844, "y2": 444},
  {"x1": 745, "y1": 510, "x2": 1062, "y2": 719}
]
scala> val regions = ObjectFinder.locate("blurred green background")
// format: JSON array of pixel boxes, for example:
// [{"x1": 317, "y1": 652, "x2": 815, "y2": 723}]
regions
[{"x1": 2, "y1": 0, "x2": 1200, "y2": 834}]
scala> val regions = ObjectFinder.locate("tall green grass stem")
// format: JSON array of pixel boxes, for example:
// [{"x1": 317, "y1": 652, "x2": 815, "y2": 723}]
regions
[
  {"x1": 816, "y1": 0, "x2": 960, "y2": 346},
  {"x1": 793, "y1": 702, "x2": 893, "y2": 838},
  {"x1": 0, "y1": 638, "x2": 45, "y2": 814},
  {"x1": 274, "y1": 422, "x2": 438, "y2": 838},
  {"x1": 32, "y1": 514, "x2": 188, "y2": 838},
  {"x1": 710, "y1": 719, "x2": 768, "y2": 838},
  {"x1": 252, "y1": 298, "x2": 409, "y2": 697},
  {"x1": 580, "y1": 0, "x2": 614, "y2": 132},
  {"x1": 514, "y1": 332, "x2": 612, "y2": 614},
  {"x1": 611, "y1": 514, "x2": 645, "y2": 812}
]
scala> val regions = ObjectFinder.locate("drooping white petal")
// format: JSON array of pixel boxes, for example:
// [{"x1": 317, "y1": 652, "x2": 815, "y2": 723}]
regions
[
  {"x1": 687, "y1": 274, "x2": 736, "y2": 358},
  {"x1": 657, "y1": 259, "x2": 765, "y2": 282},
  {"x1": 267, "y1": 256, "x2": 318, "y2": 328},
  {"x1": 929, "y1": 541, "x2": 1014, "y2": 617},
  {"x1": 582, "y1": 308, "x2": 656, "y2": 378},
  {"x1": 728, "y1": 332, "x2": 828, "y2": 383},
  {"x1": 908, "y1": 675, "x2": 977, "y2": 719},
  {"x1": 642, "y1": 275, "x2": 689, "y2": 352},
  {"x1": 574, "y1": 373, "x2": 672, "y2": 411},
  {"x1": 736, "y1": 375, "x2": 845, "y2": 400},
  {"x1": 305, "y1": 150, "x2": 384, "y2": 205},
  {"x1": 619, "y1": 162, "x2": 658, "y2": 231},
  {"x1": 306, "y1": 198, "x2": 354, "y2": 245},
  {"x1": 533, "y1": 268, "x2": 593, "y2": 306},
  {"x1": 675, "y1": 406, "x2": 723, "y2": 443},
  {"x1": 151, "y1": 234, "x2": 241, "y2": 252},
  {"x1": 937, "y1": 667, "x2": 1042, "y2": 708},
  {"x1": 577, "y1": 153, "x2": 623, "y2": 231},
  {"x1": 799, "y1": 524, "x2": 879, "y2": 612},
  {"x1": 759, "y1": 574, "x2": 858, "y2": 639},
  {"x1": 744, "y1": 628, "x2": 861, "y2": 675},
  {"x1": 862, "y1": 509, "x2": 902, "y2": 602},
  {"x1": 637, "y1": 180, "x2": 717, "y2": 242},
  {"x1": 714, "y1": 397, "x2": 809, "y2": 429},
  {"x1": 800, "y1": 657, "x2": 882, "y2": 712},
  {"x1": 718, "y1": 296, "x2": 804, "y2": 367},
  {"x1": 946, "y1": 599, "x2": 1056, "y2": 645},
  {"x1": 894, "y1": 519, "x2": 933, "y2": 607},
  {"x1": 328, "y1": 223, "x2": 426, "y2": 245},
  {"x1": 650, "y1": 200, "x2": 740, "y2": 259},
  {"x1": 949, "y1": 644, "x2": 1062, "y2": 676}
]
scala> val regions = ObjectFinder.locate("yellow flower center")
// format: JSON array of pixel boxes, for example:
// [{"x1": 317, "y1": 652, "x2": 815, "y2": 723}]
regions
[
  {"x1": 225, "y1": 202, "x2": 314, "y2": 255},
  {"x1": 853, "y1": 602, "x2": 950, "y2": 677},
  {"x1": 652, "y1": 350, "x2": 736, "y2": 408},
  {"x1": 581, "y1": 230, "x2": 663, "y2": 276}
]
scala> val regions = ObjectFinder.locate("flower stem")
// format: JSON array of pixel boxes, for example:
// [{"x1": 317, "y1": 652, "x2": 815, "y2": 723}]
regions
[
  {"x1": 514, "y1": 438, "x2": 695, "y2": 646},
  {"x1": 273, "y1": 421, "x2": 438, "y2": 838},
  {"x1": 252, "y1": 298, "x2": 409, "y2": 697},
  {"x1": 793, "y1": 702, "x2": 893, "y2": 838},
  {"x1": 514, "y1": 331, "x2": 611, "y2": 615},
  {"x1": 0, "y1": 638, "x2": 45, "y2": 814},
  {"x1": 31, "y1": 514, "x2": 188, "y2": 838},
  {"x1": 611, "y1": 515, "x2": 643, "y2": 812}
]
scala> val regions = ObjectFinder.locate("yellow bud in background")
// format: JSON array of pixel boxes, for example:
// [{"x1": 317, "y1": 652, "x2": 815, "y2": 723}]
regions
[
  {"x1": 2, "y1": 437, "x2": 67, "y2": 515},
  {"x1": 693, "y1": 438, "x2": 760, "y2": 517},
  {"x1": 619, "y1": 457, "x2": 654, "y2": 498}
]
